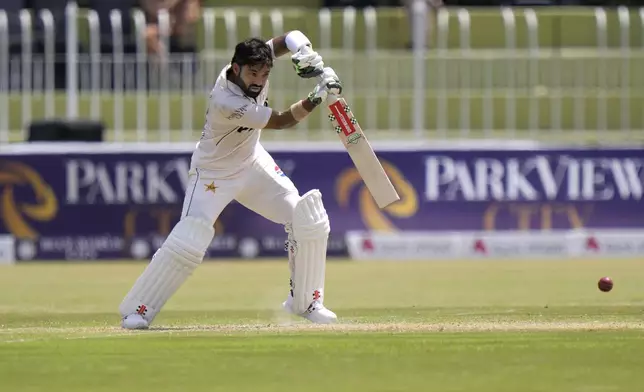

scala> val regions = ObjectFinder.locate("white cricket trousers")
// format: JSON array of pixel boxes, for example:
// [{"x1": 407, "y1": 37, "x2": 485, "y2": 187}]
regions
[{"x1": 180, "y1": 148, "x2": 300, "y2": 226}]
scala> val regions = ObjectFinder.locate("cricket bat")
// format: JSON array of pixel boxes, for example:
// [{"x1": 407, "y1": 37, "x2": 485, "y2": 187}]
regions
[{"x1": 324, "y1": 94, "x2": 400, "y2": 209}]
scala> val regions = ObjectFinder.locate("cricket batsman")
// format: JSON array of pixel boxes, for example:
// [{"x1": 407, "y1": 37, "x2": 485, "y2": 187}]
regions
[{"x1": 119, "y1": 31, "x2": 342, "y2": 329}]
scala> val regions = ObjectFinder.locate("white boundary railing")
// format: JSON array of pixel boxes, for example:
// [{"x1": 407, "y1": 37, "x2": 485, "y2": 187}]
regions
[
  {"x1": 0, "y1": 11, "x2": 8, "y2": 143},
  {"x1": 0, "y1": 2, "x2": 643, "y2": 143},
  {"x1": 66, "y1": 2, "x2": 78, "y2": 119}
]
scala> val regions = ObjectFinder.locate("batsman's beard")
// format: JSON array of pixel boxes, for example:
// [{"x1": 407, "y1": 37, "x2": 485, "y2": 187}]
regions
[{"x1": 234, "y1": 74, "x2": 264, "y2": 99}]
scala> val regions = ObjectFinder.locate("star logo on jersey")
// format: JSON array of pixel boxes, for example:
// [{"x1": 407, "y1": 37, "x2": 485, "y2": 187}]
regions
[{"x1": 205, "y1": 181, "x2": 217, "y2": 193}]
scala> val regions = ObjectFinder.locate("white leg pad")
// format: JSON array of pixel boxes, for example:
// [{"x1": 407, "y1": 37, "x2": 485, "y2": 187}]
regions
[
  {"x1": 118, "y1": 216, "x2": 214, "y2": 324},
  {"x1": 290, "y1": 189, "x2": 330, "y2": 314}
]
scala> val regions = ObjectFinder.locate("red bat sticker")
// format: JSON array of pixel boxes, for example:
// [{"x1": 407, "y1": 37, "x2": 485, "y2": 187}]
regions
[{"x1": 329, "y1": 100, "x2": 356, "y2": 137}]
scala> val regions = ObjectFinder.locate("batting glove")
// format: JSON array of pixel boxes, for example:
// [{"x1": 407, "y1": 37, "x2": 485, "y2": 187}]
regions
[
  {"x1": 292, "y1": 45, "x2": 324, "y2": 79},
  {"x1": 307, "y1": 68, "x2": 343, "y2": 106}
]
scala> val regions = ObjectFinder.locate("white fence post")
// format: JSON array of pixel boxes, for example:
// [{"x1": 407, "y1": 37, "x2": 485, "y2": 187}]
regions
[
  {"x1": 181, "y1": 56, "x2": 193, "y2": 140},
  {"x1": 483, "y1": 14, "x2": 494, "y2": 136},
  {"x1": 550, "y1": 15, "x2": 563, "y2": 134},
  {"x1": 343, "y1": 6, "x2": 356, "y2": 50},
  {"x1": 0, "y1": 11, "x2": 7, "y2": 143},
  {"x1": 224, "y1": 9, "x2": 237, "y2": 51},
  {"x1": 573, "y1": 10, "x2": 587, "y2": 135},
  {"x1": 318, "y1": 8, "x2": 331, "y2": 50},
  {"x1": 501, "y1": 7, "x2": 516, "y2": 136},
  {"x1": 341, "y1": 7, "x2": 356, "y2": 135},
  {"x1": 640, "y1": 8, "x2": 644, "y2": 132},
  {"x1": 110, "y1": 10, "x2": 124, "y2": 141},
  {"x1": 412, "y1": 0, "x2": 426, "y2": 137},
  {"x1": 178, "y1": 2, "x2": 197, "y2": 139},
  {"x1": 158, "y1": 9, "x2": 171, "y2": 141},
  {"x1": 595, "y1": 8, "x2": 607, "y2": 134},
  {"x1": 249, "y1": 10, "x2": 261, "y2": 38},
  {"x1": 269, "y1": 9, "x2": 283, "y2": 36},
  {"x1": 318, "y1": 8, "x2": 332, "y2": 132},
  {"x1": 436, "y1": 8, "x2": 449, "y2": 137},
  {"x1": 270, "y1": 9, "x2": 285, "y2": 119},
  {"x1": 618, "y1": 6, "x2": 630, "y2": 134},
  {"x1": 458, "y1": 8, "x2": 470, "y2": 137},
  {"x1": 314, "y1": 9, "x2": 328, "y2": 132},
  {"x1": 66, "y1": 1, "x2": 78, "y2": 119},
  {"x1": 40, "y1": 10, "x2": 55, "y2": 119},
  {"x1": 364, "y1": 6, "x2": 378, "y2": 133},
  {"x1": 133, "y1": 9, "x2": 148, "y2": 141},
  {"x1": 203, "y1": 8, "x2": 216, "y2": 87},
  {"x1": 86, "y1": 10, "x2": 101, "y2": 121},
  {"x1": 525, "y1": 9, "x2": 539, "y2": 137},
  {"x1": 20, "y1": 9, "x2": 32, "y2": 130},
  {"x1": 318, "y1": 8, "x2": 331, "y2": 134}
]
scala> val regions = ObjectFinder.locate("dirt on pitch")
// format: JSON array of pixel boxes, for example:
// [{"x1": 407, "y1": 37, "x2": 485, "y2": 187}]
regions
[
  {"x1": 148, "y1": 320, "x2": 644, "y2": 333},
  {"x1": 2, "y1": 320, "x2": 643, "y2": 343}
]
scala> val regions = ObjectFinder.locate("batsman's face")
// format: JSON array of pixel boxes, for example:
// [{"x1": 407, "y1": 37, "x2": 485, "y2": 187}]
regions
[{"x1": 234, "y1": 63, "x2": 271, "y2": 99}]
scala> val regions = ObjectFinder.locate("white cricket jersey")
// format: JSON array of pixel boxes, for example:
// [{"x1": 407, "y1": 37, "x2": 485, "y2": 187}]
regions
[{"x1": 190, "y1": 45, "x2": 275, "y2": 177}]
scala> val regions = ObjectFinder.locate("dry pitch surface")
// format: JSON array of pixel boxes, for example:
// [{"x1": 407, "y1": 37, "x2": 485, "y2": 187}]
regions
[{"x1": 1, "y1": 259, "x2": 643, "y2": 391}]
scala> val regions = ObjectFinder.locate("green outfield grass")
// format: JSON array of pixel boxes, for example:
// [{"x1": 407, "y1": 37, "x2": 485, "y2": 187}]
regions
[{"x1": 0, "y1": 259, "x2": 643, "y2": 391}]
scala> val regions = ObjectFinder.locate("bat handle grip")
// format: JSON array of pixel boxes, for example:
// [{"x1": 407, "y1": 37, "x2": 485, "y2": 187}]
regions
[
  {"x1": 315, "y1": 70, "x2": 340, "y2": 104},
  {"x1": 326, "y1": 93, "x2": 339, "y2": 104}
]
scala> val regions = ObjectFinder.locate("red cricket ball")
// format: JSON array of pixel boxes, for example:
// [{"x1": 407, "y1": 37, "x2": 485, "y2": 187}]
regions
[{"x1": 598, "y1": 277, "x2": 613, "y2": 292}]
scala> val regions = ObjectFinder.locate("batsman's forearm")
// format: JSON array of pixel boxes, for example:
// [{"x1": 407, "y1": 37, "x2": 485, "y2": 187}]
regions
[
  {"x1": 271, "y1": 34, "x2": 290, "y2": 58},
  {"x1": 264, "y1": 98, "x2": 318, "y2": 129},
  {"x1": 301, "y1": 98, "x2": 318, "y2": 112},
  {"x1": 280, "y1": 119, "x2": 299, "y2": 129},
  {"x1": 271, "y1": 31, "x2": 312, "y2": 58},
  {"x1": 284, "y1": 98, "x2": 318, "y2": 129}
]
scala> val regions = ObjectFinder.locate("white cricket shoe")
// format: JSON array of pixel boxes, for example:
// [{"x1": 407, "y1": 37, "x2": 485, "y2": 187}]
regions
[
  {"x1": 121, "y1": 314, "x2": 149, "y2": 330},
  {"x1": 282, "y1": 295, "x2": 338, "y2": 324}
]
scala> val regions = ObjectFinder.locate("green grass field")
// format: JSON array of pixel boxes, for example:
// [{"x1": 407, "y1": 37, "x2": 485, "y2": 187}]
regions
[{"x1": 1, "y1": 259, "x2": 643, "y2": 391}]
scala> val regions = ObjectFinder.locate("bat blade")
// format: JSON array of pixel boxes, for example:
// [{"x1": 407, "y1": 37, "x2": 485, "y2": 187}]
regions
[{"x1": 326, "y1": 96, "x2": 400, "y2": 209}]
